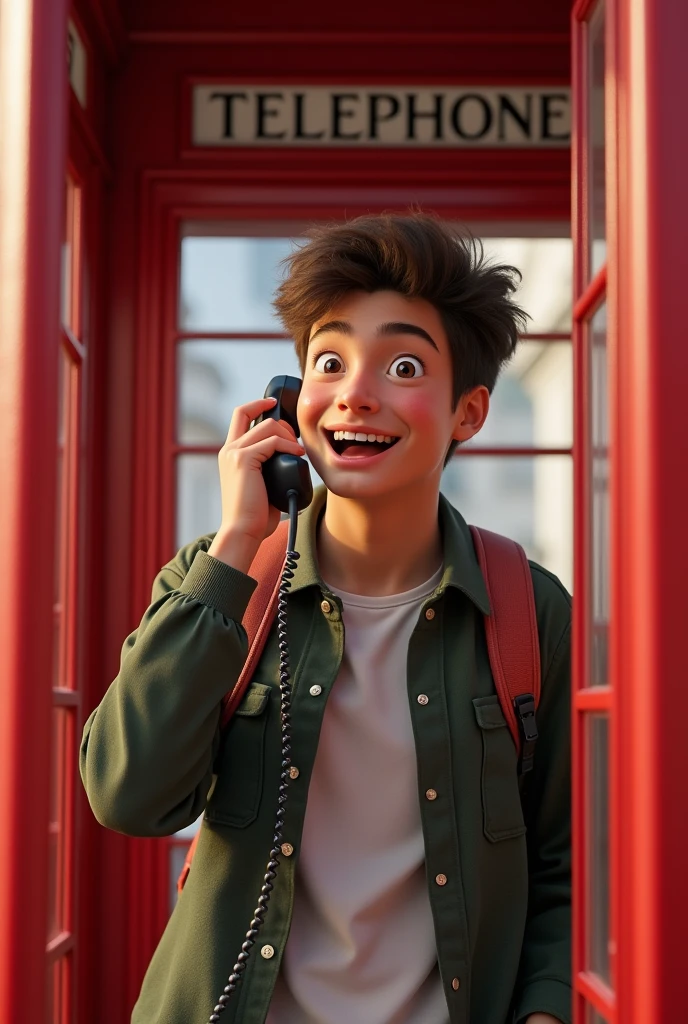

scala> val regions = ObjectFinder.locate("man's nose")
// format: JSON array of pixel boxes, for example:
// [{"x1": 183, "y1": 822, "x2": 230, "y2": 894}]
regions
[{"x1": 335, "y1": 374, "x2": 381, "y2": 415}]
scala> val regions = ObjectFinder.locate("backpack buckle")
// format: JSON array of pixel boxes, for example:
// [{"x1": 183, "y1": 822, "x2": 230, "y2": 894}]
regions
[{"x1": 514, "y1": 693, "x2": 538, "y2": 774}]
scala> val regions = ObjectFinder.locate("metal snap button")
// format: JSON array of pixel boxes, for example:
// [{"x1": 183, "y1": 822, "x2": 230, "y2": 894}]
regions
[
  {"x1": 425, "y1": 607, "x2": 435, "y2": 620},
  {"x1": 452, "y1": 978, "x2": 460, "y2": 991},
  {"x1": 435, "y1": 873, "x2": 448, "y2": 886},
  {"x1": 425, "y1": 788, "x2": 438, "y2": 801},
  {"x1": 310, "y1": 684, "x2": 322, "y2": 696},
  {"x1": 417, "y1": 693, "x2": 429, "y2": 705},
  {"x1": 260, "y1": 944, "x2": 275, "y2": 959},
  {"x1": 289, "y1": 766, "x2": 300, "y2": 779},
  {"x1": 321, "y1": 599, "x2": 332, "y2": 614},
  {"x1": 281, "y1": 843, "x2": 294, "y2": 857}
]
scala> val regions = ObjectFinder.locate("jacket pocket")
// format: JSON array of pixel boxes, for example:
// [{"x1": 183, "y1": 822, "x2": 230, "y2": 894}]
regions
[
  {"x1": 472, "y1": 695, "x2": 527, "y2": 842},
  {"x1": 205, "y1": 682, "x2": 271, "y2": 829}
]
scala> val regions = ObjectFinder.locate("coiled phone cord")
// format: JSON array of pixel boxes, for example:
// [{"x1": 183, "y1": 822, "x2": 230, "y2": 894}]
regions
[{"x1": 209, "y1": 490, "x2": 300, "y2": 1022}]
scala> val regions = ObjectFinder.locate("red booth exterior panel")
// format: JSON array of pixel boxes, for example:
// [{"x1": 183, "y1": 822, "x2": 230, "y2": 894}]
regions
[
  {"x1": 613, "y1": 1, "x2": 688, "y2": 1021},
  {"x1": 0, "y1": 0, "x2": 70, "y2": 1015}
]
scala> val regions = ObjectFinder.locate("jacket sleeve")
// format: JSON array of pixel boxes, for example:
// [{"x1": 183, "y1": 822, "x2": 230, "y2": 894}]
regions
[
  {"x1": 79, "y1": 537, "x2": 257, "y2": 838},
  {"x1": 513, "y1": 566, "x2": 572, "y2": 1024}
]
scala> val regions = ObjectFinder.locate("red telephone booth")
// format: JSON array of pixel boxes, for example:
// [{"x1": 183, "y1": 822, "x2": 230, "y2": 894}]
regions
[{"x1": 0, "y1": 1, "x2": 686, "y2": 1021}]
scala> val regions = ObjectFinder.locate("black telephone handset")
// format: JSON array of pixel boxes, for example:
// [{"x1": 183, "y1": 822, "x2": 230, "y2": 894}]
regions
[
  {"x1": 208, "y1": 377, "x2": 311, "y2": 1022},
  {"x1": 254, "y1": 375, "x2": 313, "y2": 514}
]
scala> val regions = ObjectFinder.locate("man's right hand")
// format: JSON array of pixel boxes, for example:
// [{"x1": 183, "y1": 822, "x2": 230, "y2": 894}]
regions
[{"x1": 207, "y1": 396, "x2": 305, "y2": 572}]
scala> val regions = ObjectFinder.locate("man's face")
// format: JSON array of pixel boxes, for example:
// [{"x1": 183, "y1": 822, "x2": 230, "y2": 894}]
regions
[{"x1": 297, "y1": 290, "x2": 489, "y2": 501}]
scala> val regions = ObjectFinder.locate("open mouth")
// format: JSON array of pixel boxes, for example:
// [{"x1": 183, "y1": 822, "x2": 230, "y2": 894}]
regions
[{"x1": 325, "y1": 429, "x2": 401, "y2": 459}]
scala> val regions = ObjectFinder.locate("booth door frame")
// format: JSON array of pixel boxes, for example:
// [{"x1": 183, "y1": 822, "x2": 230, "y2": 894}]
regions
[
  {"x1": 572, "y1": 1, "x2": 688, "y2": 1022},
  {"x1": 124, "y1": 168, "x2": 571, "y2": 1007}
]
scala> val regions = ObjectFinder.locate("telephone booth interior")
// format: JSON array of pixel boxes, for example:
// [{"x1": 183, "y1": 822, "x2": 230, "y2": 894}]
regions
[{"x1": 0, "y1": 0, "x2": 686, "y2": 1021}]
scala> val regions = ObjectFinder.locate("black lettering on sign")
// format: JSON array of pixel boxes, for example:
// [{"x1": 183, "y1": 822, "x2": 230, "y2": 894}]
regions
[
  {"x1": 256, "y1": 93, "x2": 287, "y2": 139},
  {"x1": 332, "y1": 94, "x2": 362, "y2": 139},
  {"x1": 406, "y1": 94, "x2": 444, "y2": 141},
  {"x1": 294, "y1": 93, "x2": 325, "y2": 140},
  {"x1": 451, "y1": 94, "x2": 493, "y2": 139},
  {"x1": 541, "y1": 94, "x2": 570, "y2": 141},
  {"x1": 497, "y1": 94, "x2": 533, "y2": 140},
  {"x1": 210, "y1": 92, "x2": 249, "y2": 139},
  {"x1": 368, "y1": 94, "x2": 401, "y2": 140}
]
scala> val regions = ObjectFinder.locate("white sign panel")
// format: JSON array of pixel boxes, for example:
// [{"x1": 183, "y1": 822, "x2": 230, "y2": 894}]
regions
[{"x1": 192, "y1": 85, "x2": 570, "y2": 148}]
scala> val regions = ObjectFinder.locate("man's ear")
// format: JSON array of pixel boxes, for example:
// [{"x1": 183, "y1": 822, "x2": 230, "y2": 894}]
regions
[{"x1": 452, "y1": 385, "x2": 490, "y2": 444}]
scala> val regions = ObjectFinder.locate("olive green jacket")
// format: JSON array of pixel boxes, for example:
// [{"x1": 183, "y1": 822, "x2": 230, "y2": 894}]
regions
[{"x1": 80, "y1": 488, "x2": 572, "y2": 1024}]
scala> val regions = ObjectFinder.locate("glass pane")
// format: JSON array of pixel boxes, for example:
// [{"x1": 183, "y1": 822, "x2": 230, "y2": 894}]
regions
[
  {"x1": 481, "y1": 237, "x2": 572, "y2": 333},
  {"x1": 466, "y1": 340, "x2": 572, "y2": 449},
  {"x1": 61, "y1": 178, "x2": 81, "y2": 336},
  {"x1": 54, "y1": 353, "x2": 66, "y2": 689},
  {"x1": 54, "y1": 352, "x2": 79, "y2": 690},
  {"x1": 47, "y1": 955, "x2": 70, "y2": 1024},
  {"x1": 47, "y1": 957, "x2": 62, "y2": 1022},
  {"x1": 441, "y1": 455, "x2": 573, "y2": 591},
  {"x1": 179, "y1": 236, "x2": 297, "y2": 332},
  {"x1": 589, "y1": 2, "x2": 606, "y2": 276},
  {"x1": 177, "y1": 339, "x2": 303, "y2": 444},
  {"x1": 588, "y1": 714, "x2": 611, "y2": 983},
  {"x1": 586, "y1": 1008, "x2": 608, "y2": 1024},
  {"x1": 48, "y1": 708, "x2": 72, "y2": 942},
  {"x1": 176, "y1": 451, "x2": 324, "y2": 549},
  {"x1": 176, "y1": 455, "x2": 219, "y2": 548},
  {"x1": 590, "y1": 304, "x2": 609, "y2": 686}
]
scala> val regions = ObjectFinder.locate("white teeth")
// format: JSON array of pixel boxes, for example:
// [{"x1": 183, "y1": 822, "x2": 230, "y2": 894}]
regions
[{"x1": 330, "y1": 430, "x2": 397, "y2": 445}]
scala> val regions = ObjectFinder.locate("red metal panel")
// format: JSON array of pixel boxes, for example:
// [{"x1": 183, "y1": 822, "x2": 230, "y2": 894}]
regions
[
  {"x1": 613, "y1": 0, "x2": 688, "y2": 1020},
  {"x1": 123, "y1": 0, "x2": 570, "y2": 36},
  {"x1": 0, "y1": 0, "x2": 69, "y2": 1016}
]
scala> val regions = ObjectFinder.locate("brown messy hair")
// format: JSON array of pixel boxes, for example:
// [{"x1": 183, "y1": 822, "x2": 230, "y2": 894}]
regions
[{"x1": 273, "y1": 212, "x2": 527, "y2": 462}]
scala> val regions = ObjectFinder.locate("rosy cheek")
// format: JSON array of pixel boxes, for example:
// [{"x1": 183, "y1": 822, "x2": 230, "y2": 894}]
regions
[
  {"x1": 400, "y1": 393, "x2": 440, "y2": 428},
  {"x1": 297, "y1": 388, "x2": 326, "y2": 434}
]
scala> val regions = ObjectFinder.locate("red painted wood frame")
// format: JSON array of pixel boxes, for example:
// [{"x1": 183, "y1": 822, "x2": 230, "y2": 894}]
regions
[
  {"x1": 127, "y1": 164, "x2": 572, "y2": 1004},
  {"x1": 0, "y1": 0, "x2": 69, "y2": 1018},
  {"x1": 573, "y1": 0, "x2": 688, "y2": 1021},
  {"x1": 572, "y1": 0, "x2": 614, "y2": 1019}
]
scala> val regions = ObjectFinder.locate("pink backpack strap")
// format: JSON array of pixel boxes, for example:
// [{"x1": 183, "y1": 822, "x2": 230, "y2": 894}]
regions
[
  {"x1": 178, "y1": 522, "x2": 288, "y2": 894},
  {"x1": 469, "y1": 525, "x2": 541, "y2": 773}
]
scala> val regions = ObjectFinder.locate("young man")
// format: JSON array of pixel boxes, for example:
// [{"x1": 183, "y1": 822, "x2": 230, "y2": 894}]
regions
[{"x1": 80, "y1": 214, "x2": 571, "y2": 1024}]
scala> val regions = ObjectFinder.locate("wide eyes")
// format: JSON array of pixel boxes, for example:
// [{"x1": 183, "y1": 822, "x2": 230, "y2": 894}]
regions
[
  {"x1": 312, "y1": 351, "x2": 425, "y2": 378},
  {"x1": 388, "y1": 356, "x2": 425, "y2": 379},
  {"x1": 313, "y1": 352, "x2": 344, "y2": 374}
]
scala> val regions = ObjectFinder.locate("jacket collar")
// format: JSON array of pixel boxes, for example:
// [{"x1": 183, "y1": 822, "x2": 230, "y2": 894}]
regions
[{"x1": 290, "y1": 485, "x2": 491, "y2": 616}]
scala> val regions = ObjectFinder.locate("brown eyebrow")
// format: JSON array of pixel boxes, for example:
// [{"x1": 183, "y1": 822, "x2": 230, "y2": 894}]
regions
[
  {"x1": 377, "y1": 321, "x2": 438, "y2": 351},
  {"x1": 309, "y1": 320, "x2": 353, "y2": 342},
  {"x1": 309, "y1": 319, "x2": 438, "y2": 351}
]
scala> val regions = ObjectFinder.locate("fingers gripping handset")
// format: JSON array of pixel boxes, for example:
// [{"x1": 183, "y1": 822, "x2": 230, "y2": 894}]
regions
[
  {"x1": 207, "y1": 377, "x2": 311, "y2": 1022},
  {"x1": 254, "y1": 376, "x2": 313, "y2": 514},
  {"x1": 209, "y1": 376, "x2": 312, "y2": 574}
]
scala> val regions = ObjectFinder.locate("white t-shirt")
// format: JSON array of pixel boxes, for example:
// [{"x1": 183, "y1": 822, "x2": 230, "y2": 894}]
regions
[{"x1": 267, "y1": 565, "x2": 449, "y2": 1024}]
